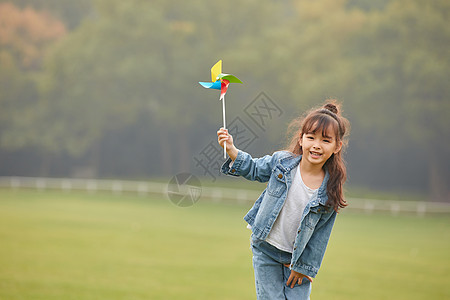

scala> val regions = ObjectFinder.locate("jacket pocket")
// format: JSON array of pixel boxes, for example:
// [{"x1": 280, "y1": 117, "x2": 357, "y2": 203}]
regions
[
  {"x1": 304, "y1": 210, "x2": 321, "y2": 229},
  {"x1": 305, "y1": 205, "x2": 330, "y2": 229},
  {"x1": 266, "y1": 168, "x2": 286, "y2": 197}
]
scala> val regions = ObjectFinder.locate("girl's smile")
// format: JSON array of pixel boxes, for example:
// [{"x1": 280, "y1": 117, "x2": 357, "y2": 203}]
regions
[{"x1": 309, "y1": 150, "x2": 322, "y2": 159}]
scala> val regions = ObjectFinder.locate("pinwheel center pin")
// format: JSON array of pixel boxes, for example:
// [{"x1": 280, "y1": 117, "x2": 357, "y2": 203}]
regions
[{"x1": 199, "y1": 60, "x2": 243, "y2": 158}]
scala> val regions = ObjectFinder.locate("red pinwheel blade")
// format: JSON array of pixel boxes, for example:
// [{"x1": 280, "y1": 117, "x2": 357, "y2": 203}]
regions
[{"x1": 220, "y1": 79, "x2": 230, "y2": 100}]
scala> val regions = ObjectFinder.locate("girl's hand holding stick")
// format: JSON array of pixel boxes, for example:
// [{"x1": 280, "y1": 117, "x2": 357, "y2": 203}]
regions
[{"x1": 217, "y1": 128, "x2": 238, "y2": 161}]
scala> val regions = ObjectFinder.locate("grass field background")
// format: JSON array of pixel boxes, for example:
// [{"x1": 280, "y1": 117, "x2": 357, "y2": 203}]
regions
[{"x1": 0, "y1": 188, "x2": 449, "y2": 299}]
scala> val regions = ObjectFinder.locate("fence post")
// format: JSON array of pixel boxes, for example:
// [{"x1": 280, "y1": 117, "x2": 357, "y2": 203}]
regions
[
  {"x1": 211, "y1": 189, "x2": 222, "y2": 203},
  {"x1": 417, "y1": 203, "x2": 426, "y2": 217},
  {"x1": 390, "y1": 203, "x2": 400, "y2": 216},
  {"x1": 364, "y1": 202, "x2": 374, "y2": 214}
]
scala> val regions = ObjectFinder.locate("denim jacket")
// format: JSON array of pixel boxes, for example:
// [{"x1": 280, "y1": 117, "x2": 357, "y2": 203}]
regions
[{"x1": 221, "y1": 150, "x2": 337, "y2": 278}]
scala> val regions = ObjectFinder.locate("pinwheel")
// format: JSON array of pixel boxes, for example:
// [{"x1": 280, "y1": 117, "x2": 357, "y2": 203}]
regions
[{"x1": 199, "y1": 60, "x2": 242, "y2": 158}]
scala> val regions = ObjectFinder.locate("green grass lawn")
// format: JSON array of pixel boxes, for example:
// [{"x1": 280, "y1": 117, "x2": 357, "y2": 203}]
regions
[{"x1": 0, "y1": 189, "x2": 449, "y2": 299}]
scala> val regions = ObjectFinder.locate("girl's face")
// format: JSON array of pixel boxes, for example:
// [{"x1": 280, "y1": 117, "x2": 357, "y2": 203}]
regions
[{"x1": 299, "y1": 125, "x2": 342, "y2": 168}]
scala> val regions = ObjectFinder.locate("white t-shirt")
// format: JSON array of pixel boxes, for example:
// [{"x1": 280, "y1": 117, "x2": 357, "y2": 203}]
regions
[{"x1": 265, "y1": 165, "x2": 318, "y2": 253}]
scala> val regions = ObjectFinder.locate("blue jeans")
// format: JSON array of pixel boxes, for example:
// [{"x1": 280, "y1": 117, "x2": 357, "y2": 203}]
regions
[{"x1": 251, "y1": 237, "x2": 312, "y2": 300}]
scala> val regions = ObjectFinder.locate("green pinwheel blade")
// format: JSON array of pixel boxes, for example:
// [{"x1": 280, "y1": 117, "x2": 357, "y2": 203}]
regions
[{"x1": 217, "y1": 73, "x2": 243, "y2": 84}]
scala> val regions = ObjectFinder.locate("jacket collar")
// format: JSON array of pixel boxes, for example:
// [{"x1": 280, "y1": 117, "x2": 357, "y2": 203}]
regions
[
  {"x1": 279, "y1": 153, "x2": 301, "y2": 171},
  {"x1": 279, "y1": 153, "x2": 330, "y2": 206}
]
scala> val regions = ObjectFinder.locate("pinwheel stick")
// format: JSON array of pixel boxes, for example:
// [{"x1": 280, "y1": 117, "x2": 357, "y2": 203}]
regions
[{"x1": 222, "y1": 95, "x2": 227, "y2": 159}]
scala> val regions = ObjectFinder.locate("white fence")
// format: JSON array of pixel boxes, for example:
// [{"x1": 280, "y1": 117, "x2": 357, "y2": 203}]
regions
[{"x1": 1, "y1": 176, "x2": 449, "y2": 216}]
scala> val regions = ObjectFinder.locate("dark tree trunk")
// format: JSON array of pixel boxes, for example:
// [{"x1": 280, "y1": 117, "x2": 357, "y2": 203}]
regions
[
  {"x1": 159, "y1": 127, "x2": 172, "y2": 176},
  {"x1": 39, "y1": 151, "x2": 51, "y2": 177},
  {"x1": 429, "y1": 154, "x2": 449, "y2": 202},
  {"x1": 177, "y1": 126, "x2": 190, "y2": 173}
]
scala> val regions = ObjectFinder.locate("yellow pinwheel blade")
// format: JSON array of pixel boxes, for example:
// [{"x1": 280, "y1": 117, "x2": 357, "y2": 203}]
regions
[{"x1": 211, "y1": 60, "x2": 222, "y2": 82}]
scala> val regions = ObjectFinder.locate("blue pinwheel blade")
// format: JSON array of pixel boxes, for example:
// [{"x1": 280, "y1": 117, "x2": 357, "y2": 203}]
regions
[{"x1": 199, "y1": 80, "x2": 221, "y2": 90}]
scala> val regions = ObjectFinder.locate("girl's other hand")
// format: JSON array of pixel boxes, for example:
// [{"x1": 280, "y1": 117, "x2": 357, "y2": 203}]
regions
[
  {"x1": 284, "y1": 264, "x2": 313, "y2": 288},
  {"x1": 217, "y1": 128, "x2": 238, "y2": 161}
]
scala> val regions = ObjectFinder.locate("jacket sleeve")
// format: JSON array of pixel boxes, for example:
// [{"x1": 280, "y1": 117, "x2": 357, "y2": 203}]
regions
[
  {"x1": 220, "y1": 150, "x2": 284, "y2": 183},
  {"x1": 291, "y1": 211, "x2": 337, "y2": 278}
]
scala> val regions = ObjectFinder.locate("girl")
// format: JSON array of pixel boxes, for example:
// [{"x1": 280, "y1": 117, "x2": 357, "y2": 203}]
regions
[{"x1": 217, "y1": 101, "x2": 350, "y2": 299}]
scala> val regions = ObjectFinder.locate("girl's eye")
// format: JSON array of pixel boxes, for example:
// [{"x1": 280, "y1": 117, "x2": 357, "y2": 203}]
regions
[{"x1": 323, "y1": 139, "x2": 330, "y2": 143}]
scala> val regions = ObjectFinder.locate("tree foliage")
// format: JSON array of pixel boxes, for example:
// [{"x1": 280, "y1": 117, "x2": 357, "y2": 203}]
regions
[
  {"x1": 0, "y1": 0, "x2": 448, "y2": 200},
  {"x1": 0, "y1": 3, "x2": 66, "y2": 153}
]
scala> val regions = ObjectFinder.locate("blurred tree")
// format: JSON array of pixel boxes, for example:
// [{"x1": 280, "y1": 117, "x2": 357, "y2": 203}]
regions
[
  {"x1": 346, "y1": 0, "x2": 391, "y2": 11},
  {"x1": 0, "y1": 2, "x2": 66, "y2": 69},
  {"x1": 38, "y1": 0, "x2": 281, "y2": 176},
  {"x1": 250, "y1": 0, "x2": 367, "y2": 145},
  {"x1": 11, "y1": 0, "x2": 93, "y2": 29},
  {"x1": 0, "y1": 3, "x2": 66, "y2": 174},
  {"x1": 1, "y1": 0, "x2": 447, "y2": 200},
  {"x1": 345, "y1": 0, "x2": 450, "y2": 201},
  {"x1": 0, "y1": 52, "x2": 37, "y2": 149},
  {"x1": 247, "y1": 0, "x2": 449, "y2": 200}
]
